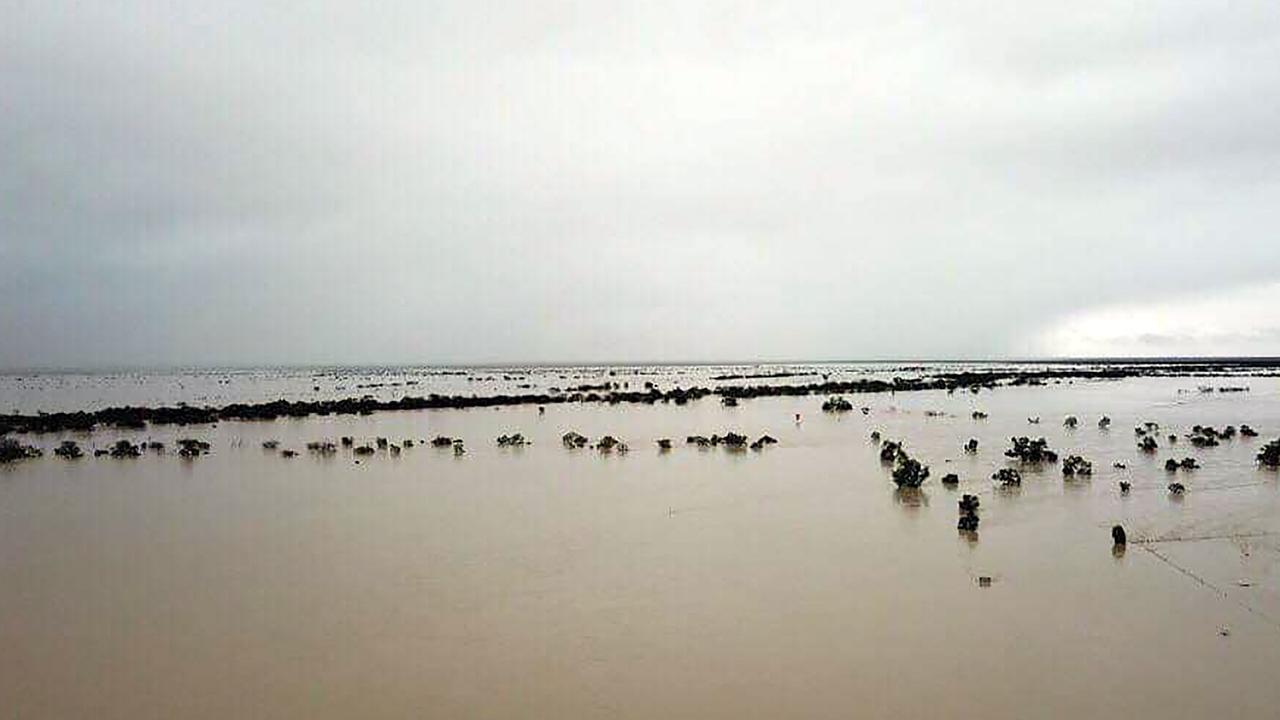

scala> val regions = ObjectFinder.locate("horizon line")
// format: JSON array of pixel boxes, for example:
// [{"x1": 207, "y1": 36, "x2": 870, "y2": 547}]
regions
[{"x1": 4, "y1": 355, "x2": 1280, "y2": 374}]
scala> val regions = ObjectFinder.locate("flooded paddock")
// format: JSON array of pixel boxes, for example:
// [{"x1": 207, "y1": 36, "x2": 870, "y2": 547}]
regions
[{"x1": 3, "y1": 372, "x2": 1280, "y2": 718}]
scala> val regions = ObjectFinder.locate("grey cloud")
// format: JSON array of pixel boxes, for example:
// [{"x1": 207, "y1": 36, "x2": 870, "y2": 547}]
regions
[{"x1": 3, "y1": 1, "x2": 1280, "y2": 367}]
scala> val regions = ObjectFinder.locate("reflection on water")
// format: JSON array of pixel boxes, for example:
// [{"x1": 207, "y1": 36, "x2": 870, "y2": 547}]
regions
[
  {"x1": 892, "y1": 486, "x2": 929, "y2": 509},
  {"x1": 3, "y1": 374, "x2": 1280, "y2": 718}
]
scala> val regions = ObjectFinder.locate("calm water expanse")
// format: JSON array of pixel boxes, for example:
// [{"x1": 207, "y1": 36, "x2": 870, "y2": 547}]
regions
[{"x1": 3, "y1": 364, "x2": 1280, "y2": 718}]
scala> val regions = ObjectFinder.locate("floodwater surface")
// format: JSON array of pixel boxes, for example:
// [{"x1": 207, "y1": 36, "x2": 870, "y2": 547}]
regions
[{"x1": 3, "y1": 373, "x2": 1280, "y2": 718}]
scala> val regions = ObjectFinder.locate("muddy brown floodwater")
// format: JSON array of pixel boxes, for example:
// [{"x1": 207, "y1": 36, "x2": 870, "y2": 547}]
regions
[{"x1": 3, "y1": 375, "x2": 1280, "y2": 718}]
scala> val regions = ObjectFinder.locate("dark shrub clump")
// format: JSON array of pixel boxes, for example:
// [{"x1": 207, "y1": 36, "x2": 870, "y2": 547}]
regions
[
  {"x1": 1062, "y1": 455, "x2": 1092, "y2": 476},
  {"x1": 54, "y1": 440, "x2": 83, "y2": 459},
  {"x1": 993, "y1": 468, "x2": 1022, "y2": 486},
  {"x1": 1258, "y1": 440, "x2": 1280, "y2": 468},
  {"x1": 0, "y1": 437, "x2": 43, "y2": 463},
  {"x1": 1005, "y1": 437, "x2": 1058, "y2": 463}
]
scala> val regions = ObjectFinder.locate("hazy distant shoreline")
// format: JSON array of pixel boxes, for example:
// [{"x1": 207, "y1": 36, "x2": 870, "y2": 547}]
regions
[{"x1": 4, "y1": 356, "x2": 1280, "y2": 375}]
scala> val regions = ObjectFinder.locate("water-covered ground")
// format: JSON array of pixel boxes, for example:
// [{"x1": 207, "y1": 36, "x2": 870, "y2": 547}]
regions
[
  {"x1": 2, "y1": 360, "x2": 1274, "y2": 413},
  {"x1": 3, "y1": 370, "x2": 1280, "y2": 718}
]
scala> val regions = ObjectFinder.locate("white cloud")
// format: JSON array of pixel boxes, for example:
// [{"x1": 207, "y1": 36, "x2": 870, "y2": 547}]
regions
[{"x1": 1031, "y1": 281, "x2": 1280, "y2": 357}]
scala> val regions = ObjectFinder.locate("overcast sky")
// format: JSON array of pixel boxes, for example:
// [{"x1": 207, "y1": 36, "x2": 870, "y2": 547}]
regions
[{"x1": 2, "y1": 1, "x2": 1279, "y2": 368}]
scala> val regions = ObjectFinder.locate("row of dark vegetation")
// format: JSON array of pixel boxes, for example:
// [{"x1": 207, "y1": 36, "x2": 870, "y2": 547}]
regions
[
  {"x1": 1, "y1": 436, "x2": 212, "y2": 462},
  {"x1": 0, "y1": 367, "x2": 1218, "y2": 436},
  {"x1": 3, "y1": 426, "x2": 790, "y2": 464}
]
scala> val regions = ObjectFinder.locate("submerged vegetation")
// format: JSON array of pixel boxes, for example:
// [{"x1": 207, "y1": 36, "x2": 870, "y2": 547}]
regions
[
  {"x1": 110, "y1": 440, "x2": 142, "y2": 458},
  {"x1": 561, "y1": 431, "x2": 588, "y2": 449},
  {"x1": 177, "y1": 438, "x2": 211, "y2": 458},
  {"x1": 0, "y1": 437, "x2": 42, "y2": 463},
  {"x1": 891, "y1": 455, "x2": 930, "y2": 488},
  {"x1": 2, "y1": 367, "x2": 1273, "y2": 564},
  {"x1": 958, "y1": 494, "x2": 980, "y2": 531},
  {"x1": 992, "y1": 468, "x2": 1022, "y2": 486},
  {"x1": 821, "y1": 396, "x2": 853, "y2": 412},
  {"x1": 879, "y1": 440, "x2": 904, "y2": 463},
  {"x1": 1259, "y1": 440, "x2": 1280, "y2": 469},
  {"x1": 496, "y1": 433, "x2": 527, "y2": 447},
  {"x1": 1061, "y1": 455, "x2": 1093, "y2": 476},
  {"x1": 4, "y1": 366, "x2": 1255, "y2": 435},
  {"x1": 1005, "y1": 437, "x2": 1058, "y2": 463}
]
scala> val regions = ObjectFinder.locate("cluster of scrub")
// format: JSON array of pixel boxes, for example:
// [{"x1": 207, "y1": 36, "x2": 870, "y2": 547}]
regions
[
  {"x1": 1008, "y1": 417, "x2": 1269, "y2": 496},
  {"x1": 560, "y1": 432, "x2": 628, "y2": 453},
  {"x1": 258, "y1": 435, "x2": 459, "y2": 459},
  {"x1": 866, "y1": 411, "x2": 1279, "y2": 540},
  {"x1": 877, "y1": 440, "x2": 931, "y2": 489},
  {"x1": 559, "y1": 430, "x2": 779, "y2": 453},
  {"x1": 958, "y1": 494, "x2": 981, "y2": 532},
  {"x1": 1, "y1": 437, "x2": 211, "y2": 462}
]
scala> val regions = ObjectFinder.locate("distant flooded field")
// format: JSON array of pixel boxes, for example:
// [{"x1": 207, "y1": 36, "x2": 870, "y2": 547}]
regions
[{"x1": 3, "y1": 367, "x2": 1280, "y2": 718}]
